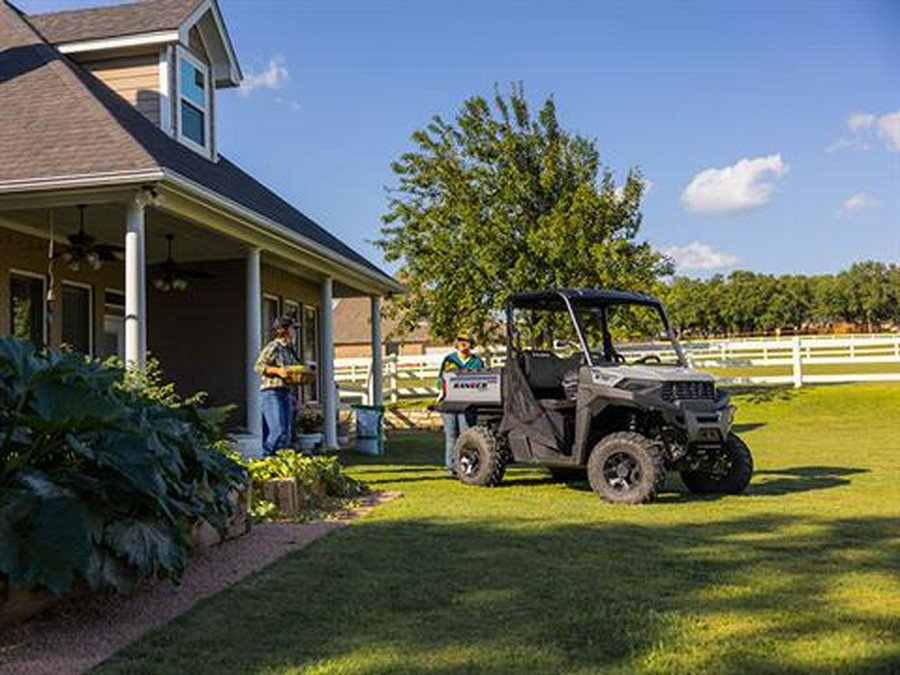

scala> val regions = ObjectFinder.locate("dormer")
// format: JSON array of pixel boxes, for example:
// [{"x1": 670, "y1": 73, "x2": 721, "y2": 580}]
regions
[{"x1": 28, "y1": 0, "x2": 242, "y2": 160}]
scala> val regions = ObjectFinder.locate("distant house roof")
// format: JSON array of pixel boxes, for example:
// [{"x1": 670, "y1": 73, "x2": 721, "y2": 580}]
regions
[
  {"x1": 27, "y1": 0, "x2": 201, "y2": 44},
  {"x1": 335, "y1": 297, "x2": 431, "y2": 346},
  {"x1": 0, "y1": 0, "x2": 399, "y2": 291}
]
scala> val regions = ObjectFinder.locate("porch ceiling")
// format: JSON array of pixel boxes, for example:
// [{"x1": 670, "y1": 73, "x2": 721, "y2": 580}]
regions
[{"x1": 0, "y1": 203, "x2": 247, "y2": 264}]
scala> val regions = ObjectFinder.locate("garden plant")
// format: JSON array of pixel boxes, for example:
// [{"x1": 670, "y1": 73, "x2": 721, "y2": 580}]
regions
[{"x1": 0, "y1": 338, "x2": 246, "y2": 598}]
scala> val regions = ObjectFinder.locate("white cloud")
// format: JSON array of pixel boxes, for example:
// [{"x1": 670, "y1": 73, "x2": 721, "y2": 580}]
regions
[
  {"x1": 828, "y1": 109, "x2": 900, "y2": 152},
  {"x1": 876, "y1": 112, "x2": 900, "y2": 150},
  {"x1": 275, "y1": 97, "x2": 302, "y2": 112},
  {"x1": 663, "y1": 241, "x2": 739, "y2": 271},
  {"x1": 847, "y1": 112, "x2": 875, "y2": 133},
  {"x1": 681, "y1": 154, "x2": 789, "y2": 215},
  {"x1": 826, "y1": 137, "x2": 871, "y2": 153},
  {"x1": 837, "y1": 192, "x2": 881, "y2": 216},
  {"x1": 240, "y1": 56, "x2": 289, "y2": 95}
]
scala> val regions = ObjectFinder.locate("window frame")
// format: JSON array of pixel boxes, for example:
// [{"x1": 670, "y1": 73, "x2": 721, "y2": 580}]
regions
[
  {"x1": 9, "y1": 269, "x2": 47, "y2": 347},
  {"x1": 60, "y1": 280, "x2": 94, "y2": 356},
  {"x1": 262, "y1": 294, "x2": 281, "y2": 342},
  {"x1": 283, "y1": 299, "x2": 301, "y2": 355},
  {"x1": 302, "y1": 304, "x2": 320, "y2": 403},
  {"x1": 175, "y1": 46, "x2": 212, "y2": 157},
  {"x1": 103, "y1": 288, "x2": 126, "y2": 360}
]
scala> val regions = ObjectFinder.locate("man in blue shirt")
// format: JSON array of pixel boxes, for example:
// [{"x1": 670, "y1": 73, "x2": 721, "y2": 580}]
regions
[{"x1": 437, "y1": 330, "x2": 484, "y2": 475}]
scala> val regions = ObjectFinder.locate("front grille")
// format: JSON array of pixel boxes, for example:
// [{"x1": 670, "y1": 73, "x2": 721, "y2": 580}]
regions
[{"x1": 662, "y1": 381, "x2": 715, "y2": 402}]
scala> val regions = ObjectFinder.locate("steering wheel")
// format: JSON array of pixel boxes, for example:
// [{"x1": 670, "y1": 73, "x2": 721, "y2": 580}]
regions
[{"x1": 635, "y1": 354, "x2": 662, "y2": 365}]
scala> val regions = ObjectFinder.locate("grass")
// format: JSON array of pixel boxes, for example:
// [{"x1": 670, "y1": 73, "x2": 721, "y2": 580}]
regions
[{"x1": 97, "y1": 384, "x2": 900, "y2": 674}]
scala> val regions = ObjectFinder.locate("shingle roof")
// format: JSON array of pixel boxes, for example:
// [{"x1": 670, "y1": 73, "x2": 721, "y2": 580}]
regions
[
  {"x1": 27, "y1": 0, "x2": 201, "y2": 44},
  {"x1": 0, "y1": 0, "x2": 395, "y2": 286},
  {"x1": 335, "y1": 297, "x2": 431, "y2": 345}
]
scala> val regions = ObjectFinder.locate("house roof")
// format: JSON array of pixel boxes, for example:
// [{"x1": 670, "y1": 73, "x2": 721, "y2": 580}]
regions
[
  {"x1": 27, "y1": 0, "x2": 202, "y2": 44},
  {"x1": 0, "y1": 0, "x2": 398, "y2": 290},
  {"x1": 334, "y1": 297, "x2": 431, "y2": 345}
]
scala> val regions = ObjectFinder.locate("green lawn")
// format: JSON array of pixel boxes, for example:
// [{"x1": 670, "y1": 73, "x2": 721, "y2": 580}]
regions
[{"x1": 98, "y1": 384, "x2": 900, "y2": 674}]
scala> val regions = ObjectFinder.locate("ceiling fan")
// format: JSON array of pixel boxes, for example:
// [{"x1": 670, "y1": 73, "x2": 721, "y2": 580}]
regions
[
  {"x1": 153, "y1": 234, "x2": 213, "y2": 292},
  {"x1": 57, "y1": 205, "x2": 124, "y2": 271}
]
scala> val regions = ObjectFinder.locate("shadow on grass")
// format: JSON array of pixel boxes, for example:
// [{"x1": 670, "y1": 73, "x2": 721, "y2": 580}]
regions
[
  {"x1": 751, "y1": 466, "x2": 869, "y2": 496},
  {"x1": 726, "y1": 385, "x2": 802, "y2": 404},
  {"x1": 98, "y1": 513, "x2": 900, "y2": 675}
]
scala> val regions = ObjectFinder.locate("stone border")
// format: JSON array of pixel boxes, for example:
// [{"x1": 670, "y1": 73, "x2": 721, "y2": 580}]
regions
[{"x1": 0, "y1": 491, "x2": 401, "y2": 675}]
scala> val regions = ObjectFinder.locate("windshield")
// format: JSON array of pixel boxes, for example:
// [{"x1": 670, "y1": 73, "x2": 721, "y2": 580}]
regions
[{"x1": 575, "y1": 302, "x2": 683, "y2": 366}]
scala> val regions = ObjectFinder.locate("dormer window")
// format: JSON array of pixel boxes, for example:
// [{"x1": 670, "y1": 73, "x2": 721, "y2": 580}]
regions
[{"x1": 176, "y1": 48, "x2": 211, "y2": 155}]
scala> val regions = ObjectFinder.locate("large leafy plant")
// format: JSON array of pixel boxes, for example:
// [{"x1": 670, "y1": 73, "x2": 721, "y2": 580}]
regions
[{"x1": 0, "y1": 338, "x2": 246, "y2": 597}]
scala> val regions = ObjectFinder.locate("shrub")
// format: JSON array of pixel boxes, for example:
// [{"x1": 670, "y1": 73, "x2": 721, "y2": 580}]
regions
[
  {"x1": 240, "y1": 451, "x2": 369, "y2": 518},
  {"x1": 0, "y1": 338, "x2": 246, "y2": 597}
]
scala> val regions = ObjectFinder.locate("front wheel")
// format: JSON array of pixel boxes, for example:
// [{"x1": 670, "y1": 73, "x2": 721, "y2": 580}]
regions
[
  {"x1": 680, "y1": 433, "x2": 753, "y2": 495},
  {"x1": 587, "y1": 432, "x2": 666, "y2": 504},
  {"x1": 455, "y1": 426, "x2": 507, "y2": 487}
]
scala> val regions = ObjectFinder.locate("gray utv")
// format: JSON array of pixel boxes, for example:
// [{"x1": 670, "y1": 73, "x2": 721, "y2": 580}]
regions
[{"x1": 437, "y1": 289, "x2": 753, "y2": 504}]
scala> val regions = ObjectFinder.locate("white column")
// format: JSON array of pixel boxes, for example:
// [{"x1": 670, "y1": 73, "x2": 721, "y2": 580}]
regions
[
  {"x1": 320, "y1": 277, "x2": 337, "y2": 449},
  {"x1": 246, "y1": 248, "x2": 263, "y2": 441},
  {"x1": 369, "y1": 296, "x2": 384, "y2": 407},
  {"x1": 124, "y1": 196, "x2": 147, "y2": 368}
]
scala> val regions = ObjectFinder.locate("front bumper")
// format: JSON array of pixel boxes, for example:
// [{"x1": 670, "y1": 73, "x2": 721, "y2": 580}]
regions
[{"x1": 675, "y1": 402, "x2": 735, "y2": 444}]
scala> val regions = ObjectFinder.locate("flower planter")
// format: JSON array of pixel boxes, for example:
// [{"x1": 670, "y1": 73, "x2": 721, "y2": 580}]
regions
[{"x1": 296, "y1": 432, "x2": 323, "y2": 453}]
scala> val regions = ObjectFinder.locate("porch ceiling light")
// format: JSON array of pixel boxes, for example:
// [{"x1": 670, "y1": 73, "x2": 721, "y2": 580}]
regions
[
  {"x1": 57, "y1": 205, "x2": 122, "y2": 272},
  {"x1": 153, "y1": 234, "x2": 211, "y2": 292}
]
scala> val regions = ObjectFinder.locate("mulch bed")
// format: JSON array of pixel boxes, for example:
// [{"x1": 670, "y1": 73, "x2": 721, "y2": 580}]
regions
[{"x1": 0, "y1": 491, "x2": 401, "y2": 675}]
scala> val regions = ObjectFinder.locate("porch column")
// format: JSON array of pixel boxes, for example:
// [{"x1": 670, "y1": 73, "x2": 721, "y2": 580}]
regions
[
  {"x1": 320, "y1": 277, "x2": 337, "y2": 449},
  {"x1": 369, "y1": 296, "x2": 384, "y2": 407},
  {"x1": 124, "y1": 195, "x2": 147, "y2": 368},
  {"x1": 246, "y1": 248, "x2": 263, "y2": 440}
]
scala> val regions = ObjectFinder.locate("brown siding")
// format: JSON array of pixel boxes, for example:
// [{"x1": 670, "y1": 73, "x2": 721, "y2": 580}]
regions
[
  {"x1": 0, "y1": 225, "x2": 122, "y2": 353},
  {"x1": 262, "y1": 264, "x2": 321, "y2": 310},
  {"x1": 147, "y1": 259, "x2": 247, "y2": 429},
  {"x1": 83, "y1": 54, "x2": 160, "y2": 126}
]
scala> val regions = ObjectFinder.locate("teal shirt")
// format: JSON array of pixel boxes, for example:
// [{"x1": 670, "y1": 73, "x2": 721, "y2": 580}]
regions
[{"x1": 437, "y1": 351, "x2": 484, "y2": 388}]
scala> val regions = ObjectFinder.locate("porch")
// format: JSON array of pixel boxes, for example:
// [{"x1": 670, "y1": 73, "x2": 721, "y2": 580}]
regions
[{"x1": 0, "y1": 185, "x2": 387, "y2": 454}]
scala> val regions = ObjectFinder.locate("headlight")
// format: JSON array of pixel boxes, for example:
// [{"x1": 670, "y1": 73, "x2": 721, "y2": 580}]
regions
[{"x1": 616, "y1": 379, "x2": 662, "y2": 395}]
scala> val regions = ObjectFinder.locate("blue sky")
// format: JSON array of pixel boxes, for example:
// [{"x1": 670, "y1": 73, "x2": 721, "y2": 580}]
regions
[{"x1": 19, "y1": 0, "x2": 900, "y2": 277}]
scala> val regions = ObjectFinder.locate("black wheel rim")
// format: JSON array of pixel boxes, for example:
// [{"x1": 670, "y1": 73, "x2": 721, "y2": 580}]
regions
[
  {"x1": 602, "y1": 451, "x2": 641, "y2": 491},
  {"x1": 459, "y1": 446, "x2": 481, "y2": 477}
]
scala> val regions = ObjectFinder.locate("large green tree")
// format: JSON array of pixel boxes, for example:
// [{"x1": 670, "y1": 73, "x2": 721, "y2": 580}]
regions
[{"x1": 377, "y1": 84, "x2": 671, "y2": 342}]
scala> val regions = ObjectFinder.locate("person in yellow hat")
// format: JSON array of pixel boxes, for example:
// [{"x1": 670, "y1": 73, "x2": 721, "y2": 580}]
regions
[{"x1": 437, "y1": 330, "x2": 484, "y2": 475}]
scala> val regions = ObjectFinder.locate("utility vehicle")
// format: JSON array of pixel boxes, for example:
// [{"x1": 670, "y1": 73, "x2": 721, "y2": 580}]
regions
[{"x1": 437, "y1": 289, "x2": 753, "y2": 504}]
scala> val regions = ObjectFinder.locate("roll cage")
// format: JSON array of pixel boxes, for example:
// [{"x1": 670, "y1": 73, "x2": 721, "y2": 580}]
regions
[{"x1": 505, "y1": 289, "x2": 687, "y2": 367}]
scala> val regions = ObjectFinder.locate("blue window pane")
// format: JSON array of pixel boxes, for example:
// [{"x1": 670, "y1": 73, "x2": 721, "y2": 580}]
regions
[
  {"x1": 179, "y1": 58, "x2": 206, "y2": 108},
  {"x1": 181, "y1": 101, "x2": 205, "y2": 145}
]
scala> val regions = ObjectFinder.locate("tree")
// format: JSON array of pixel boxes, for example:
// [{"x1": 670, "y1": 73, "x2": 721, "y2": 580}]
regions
[{"x1": 377, "y1": 84, "x2": 671, "y2": 342}]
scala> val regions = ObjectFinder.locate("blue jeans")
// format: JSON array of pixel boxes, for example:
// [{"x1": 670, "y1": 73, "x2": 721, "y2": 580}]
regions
[
  {"x1": 441, "y1": 412, "x2": 471, "y2": 472},
  {"x1": 261, "y1": 387, "x2": 292, "y2": 456}
]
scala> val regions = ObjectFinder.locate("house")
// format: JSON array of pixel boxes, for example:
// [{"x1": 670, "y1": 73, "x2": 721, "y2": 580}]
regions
[
  {"x1": 334, "y1": 296, "x2": 438, "y2": 359},
  {"x1": 0, "y1": 0, "x2": 401, "y2": 452}
]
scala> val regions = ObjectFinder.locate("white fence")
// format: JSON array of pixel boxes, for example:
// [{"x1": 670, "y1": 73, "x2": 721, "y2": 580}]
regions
[{"x1": 335, "y1": 334, "x2": 900, "y2": 403}]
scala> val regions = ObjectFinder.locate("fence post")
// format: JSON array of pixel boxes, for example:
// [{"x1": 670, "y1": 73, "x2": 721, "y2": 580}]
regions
[
  {"x1": 389, "y1": 354, "x2": 398, "y2": 403},
  {"x1": 792, "y1": 336, "x2": 803, "y2": 388}
]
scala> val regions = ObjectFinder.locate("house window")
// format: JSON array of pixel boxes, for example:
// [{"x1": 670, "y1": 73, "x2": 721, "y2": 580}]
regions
[
  {"x1": 61, "y1": 283, "x2": 92, "y2": 354},
  {"x1": 262, "y1": 295, "x2": 280, "y2": 342},
  {"x1": 302, "y1": 305, "x2": 319, "y2": 402},
  {"x1": 177, "y1": 48, "x2": 210, "y2": 153},
  {"x1": 284, "y1": 299, "x2": 301, "y2": 355},
  {"x1": 9, "y1": 272, "x2": 45, "y2": 347},
  {"x1": 102, "y1": 291, "x2": 125, "y2": 359}
]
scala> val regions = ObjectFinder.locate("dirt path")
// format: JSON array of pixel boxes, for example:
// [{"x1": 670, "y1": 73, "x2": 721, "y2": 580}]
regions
[{"x1": 0, "y1": 491, "x2": 401, "y2": 675}]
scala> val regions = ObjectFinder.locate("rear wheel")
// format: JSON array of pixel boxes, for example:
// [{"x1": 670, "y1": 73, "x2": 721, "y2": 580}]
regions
[
  {"x1": 587, "y1": 432, "x2": 666, "y2": 504},
  {"x1": 455, "y1": 426, "x2": 507, "y2": 487},
  {"x1": 680, "y1": 433, "x2": 753, "y2": 495}
]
